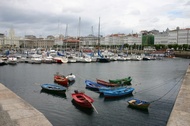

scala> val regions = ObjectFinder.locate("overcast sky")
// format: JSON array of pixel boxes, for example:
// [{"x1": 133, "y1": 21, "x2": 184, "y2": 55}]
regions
[{"x1": 0, "y1": 0, "x2": 190, "y2": 37}]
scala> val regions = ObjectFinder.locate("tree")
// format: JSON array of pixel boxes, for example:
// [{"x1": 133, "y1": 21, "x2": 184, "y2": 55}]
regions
[
  {"x1": 142, "y1": 35, "x2": 154, "y2": 46},
  {"x1": 182, "y1": 44, "x2": 188, "y2": 50},
  {"x1": 173, "y1": 44, "x2": 178, "y2": 50}
]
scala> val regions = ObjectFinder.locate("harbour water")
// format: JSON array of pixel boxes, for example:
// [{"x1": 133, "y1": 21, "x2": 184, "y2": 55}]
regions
[{"x1": 0, "y1": 58, "x2": 189, "y2": 126}]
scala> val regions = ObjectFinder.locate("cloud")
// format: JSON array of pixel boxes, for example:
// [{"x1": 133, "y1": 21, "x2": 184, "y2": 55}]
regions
[{"x1": 0, "y1": 0, "x2": 190, "y2": 37}]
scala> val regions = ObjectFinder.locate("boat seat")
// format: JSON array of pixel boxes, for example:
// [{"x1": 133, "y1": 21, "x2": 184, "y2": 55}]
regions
[
  {"x1": 77, "y1": 96, "x2": 85, "y2": 100},
  {"x1": 129, "y1": 100, "x2": 136, "y2": 103}
]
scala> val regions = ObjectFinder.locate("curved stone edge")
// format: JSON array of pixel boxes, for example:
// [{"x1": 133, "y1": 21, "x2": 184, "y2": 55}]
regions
[
  {"x1": 0, "y1": 83, "x2": 52, "y2": 126},
  {"x1": 167, "y1": 66, "x2": 190, "y2": 126}
]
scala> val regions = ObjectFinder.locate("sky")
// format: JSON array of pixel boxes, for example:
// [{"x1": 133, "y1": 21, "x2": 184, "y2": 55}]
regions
[{"x1": 0, "y1": 0, "x2": 190, "y2": 38}]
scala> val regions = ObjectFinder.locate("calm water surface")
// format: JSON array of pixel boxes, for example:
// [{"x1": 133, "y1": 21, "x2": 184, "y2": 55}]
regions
[{"x1": 0, "y1": 58, "x2": 189, "y2": 126}]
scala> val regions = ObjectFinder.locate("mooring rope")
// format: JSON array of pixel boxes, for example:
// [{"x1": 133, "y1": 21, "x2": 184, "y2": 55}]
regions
[
  {"x1": 133, "y1": 73, "x2": 185, "y2": 95},
  {"x1": 149, "y1": 74, "x2": 185, "y2": 103}
]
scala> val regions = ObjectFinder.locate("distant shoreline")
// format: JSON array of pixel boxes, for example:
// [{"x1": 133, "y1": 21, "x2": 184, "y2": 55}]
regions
[{"x1": 123, "y1": 50, "x2": 190, "y2": 58}]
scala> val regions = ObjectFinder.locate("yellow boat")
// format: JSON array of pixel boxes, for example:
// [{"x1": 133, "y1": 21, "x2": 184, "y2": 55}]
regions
[{"x1": 127, "y1": 98, "x2": 150, "y2": 110}]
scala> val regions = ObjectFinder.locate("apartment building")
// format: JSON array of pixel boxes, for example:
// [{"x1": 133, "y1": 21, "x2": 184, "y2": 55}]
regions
[
  {"x1": 127, "y1": 33, "x2": 142, "y2": 45},
  {"x1": 154, "y1": 31, "x2": 168, "y2": 45},
  {"x1": 177, "y1": 28, "x2": 190, "y2": 45},
  {"x1": 80, "y1": 35, "x2": 98, "y2": 46},
  {"x1": 0, "y1": 33, "x2": 5, "y2": 50},
  {"x1": 153, "y1": 27, "x2": 190, "y2": 46},
  {"x1": 19, "y1": 35, "x2": 54, "y2": 49}
]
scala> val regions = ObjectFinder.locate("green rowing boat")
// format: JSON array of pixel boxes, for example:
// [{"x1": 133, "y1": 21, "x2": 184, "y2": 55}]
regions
[{"x1": 109, "y1": 76, "x2": 132, "y2": 85}]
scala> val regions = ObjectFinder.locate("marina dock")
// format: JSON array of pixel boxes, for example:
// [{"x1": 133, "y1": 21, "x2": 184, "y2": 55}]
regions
[
  {"x1": 0, "y1": 83, "x2": 52, "y2": 126},
  {"x1": 167, "y1": 65, "x2": 190, "y2": 126}
]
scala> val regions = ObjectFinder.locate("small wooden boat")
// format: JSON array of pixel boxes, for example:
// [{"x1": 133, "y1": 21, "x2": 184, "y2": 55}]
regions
[
  {"x1": 85, "y1": 80, "x2": 107, "y2": 91},
  {"x1": 96, "y1": 79, "x2": 119, "y2": 87},
  {"x1": 41, "y1": 83, "x2": 67, "y2": 92},
  {"x1": 54, "y1": 74, "x2": 69, "y2": 87},
  {"x1": 66, "y1": 73, "x2": 76, "y2": 82},
  {"x1": 102, "y1": 87, "x2": 134, "y2": 98},
  {"x1": 72, "y1": 91, "x2": 94, "y2": 108},
  {"x1": 99, "y1": 86, "x2": 127, "y2": 93},
  {"x1": 127, "y1": 98, "x2": 150, "y2": 110},
  {"x1": 109, "y1": 76, "x2": 132, "y2": 85}
]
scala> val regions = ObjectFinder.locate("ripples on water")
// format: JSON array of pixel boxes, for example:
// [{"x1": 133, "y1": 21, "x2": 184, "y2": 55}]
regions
[{"x1": 0, "y1": 58, "x2": 189, "y2": 126}]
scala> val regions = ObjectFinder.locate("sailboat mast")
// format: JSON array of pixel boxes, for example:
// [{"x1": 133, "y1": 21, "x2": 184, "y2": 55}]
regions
[
  {"x1": 98, "y1": 17, "x2": 100, "y2": 48},
  {"x1": 64, "y1": 24, "x2": 68, "y2": 50},
  {"x1": 78, "y1": 17, "x2": 81, "y2": 38},
  {"x1": 91, "y1": 26, "x2": 94, "y2": 36}
]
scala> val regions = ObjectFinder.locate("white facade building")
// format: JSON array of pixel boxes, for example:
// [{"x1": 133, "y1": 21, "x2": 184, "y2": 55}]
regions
[
  {"x1": 177, "y1": 28, "x2": 190, "y2": 45},
  {"x1": 4, "y1": 28, "x2": 20, "y2": 48},
  {"x1": 154, "y1": 27, "x2": 190, "y2": 45},
  {"x1": 154, "y1": 32, "x2": 168, "y2": 45},
  {"x1": 127, "y1": 34, "x2": 142, "y2": 45},
  {"x1": 103, "y1": 34, "x2": 128, "y2": 46},
  {"x1": 0, "y1": 34, "x2": 4, "y2": 49},
  {"x1": 168, "y1": 30, "x2": 178, "y2": 45}
]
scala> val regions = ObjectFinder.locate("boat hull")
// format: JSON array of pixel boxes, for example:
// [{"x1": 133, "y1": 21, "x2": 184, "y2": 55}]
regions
[
  {"x1": 96, "y1": 57, "x2": 110, "y2": 63},
  {"x1": 109, "y1": 77, "x2": 132, "y2": 85},
  {"x1": 66, "y1": 74, "x2": 76, "y2": 82},
  {"x1": 41, "y1": 84, "x2": 67, "y2": 92},
  {"x1": 103, "y1": 87, "x2": 134, "y2": 98},
  {"x1": 85, "y1": 80, "x2": 106, "y2": 91},
  {"x1": 127, "y1": 99, "x2": 150, "y2": 110},
  {"x1": 54, "y1": 75, "x2": 69, "y2": 87},
  {"x1": 72, "y1": 92, "x2": 94, "y2": 108},
  {"x1": 96, "y1": 79, "x2": 119, "y2": 87},
  {"x1": 99, "y1": 86, "x2": 127, "y2": 93}
]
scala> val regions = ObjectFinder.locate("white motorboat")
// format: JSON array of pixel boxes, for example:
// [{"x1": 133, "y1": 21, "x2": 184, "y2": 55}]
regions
[
  {"x1": 67, "y1": 56, "x2": 77, "y2": 63},
  {"x1": 28, "y1": 54, "x2": 42, "y2": 64},
  {"x1": 7, "y1": 56, "x2": 17, "y2": 65},
  {"x1": 53, "y1": 57, "x2": 68, "y2": 63}
]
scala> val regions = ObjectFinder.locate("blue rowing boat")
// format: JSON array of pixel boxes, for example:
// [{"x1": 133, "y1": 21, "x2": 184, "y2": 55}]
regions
[
  {"x1": 85, "y1": 80, "x2": 106, "y2": 91},
  {"x1": 102, "y1": 87, "x2": 134, "y2": 98},
  {"x1": 41, "y1": 83, "x2": 67, "y2": 92},
  {"x1": 99, "y1": 86, "x2": 128, "y2": 93}
]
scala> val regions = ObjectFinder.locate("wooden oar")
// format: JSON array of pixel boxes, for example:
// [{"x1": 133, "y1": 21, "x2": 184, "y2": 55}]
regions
[
  {"x1": 91, "y1": 103, "x2": 98, "y2": 114},
  {"x1": 83, "y1": 94, "x2": 98, "y2": 114}
]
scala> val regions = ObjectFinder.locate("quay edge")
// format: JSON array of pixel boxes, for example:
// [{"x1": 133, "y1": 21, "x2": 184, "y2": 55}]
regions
[
  {"x1": 0, "y1": 83, "x2": 52, "y2": 126},
  {"x1": 167, "y1": 65, "x2": 190, "y2": 126}
]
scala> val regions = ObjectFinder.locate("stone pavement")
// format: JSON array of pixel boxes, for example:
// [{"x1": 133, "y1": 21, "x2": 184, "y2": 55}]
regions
[
  {"x1": 167, "y1": 65, "x2": 190, "y2": 126},
  {"x1": 0, "y1": 83, "x2": 52, "y2": 126}
]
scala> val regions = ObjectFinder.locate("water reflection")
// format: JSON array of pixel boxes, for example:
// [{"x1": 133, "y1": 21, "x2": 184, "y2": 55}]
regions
[
  {"x1": 71, "y1": 99, "x2": 94, "y2": 115},
  {"x1": 40, "y1": 89, "x2": 67, "y2": 99},
  {"x1": 68, "y1": 80, "x2": 76, "y2": 86},
  {"x1": 103, "y1": 94, "x2": 133, "y2": 101},
  {"x1": 127, "y1": 105, "x2": 149, "y2": 114}
]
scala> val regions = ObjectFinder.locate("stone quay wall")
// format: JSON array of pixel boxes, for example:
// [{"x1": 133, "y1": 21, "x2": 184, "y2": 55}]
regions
[{"x1": 0, "y1": 83, "x2": 52, "y2": 126}]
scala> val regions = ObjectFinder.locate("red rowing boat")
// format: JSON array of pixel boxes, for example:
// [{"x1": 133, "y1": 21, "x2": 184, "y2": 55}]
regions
[
  {"x1": 72, "y1": 91, "x2": 94, "y2": 108},
  {"x1": 54, "y1": 74, "x2": 68, "y2": 87},
  {"x1": 96, "y1": 79, "x2": 119, "y2": 87}
]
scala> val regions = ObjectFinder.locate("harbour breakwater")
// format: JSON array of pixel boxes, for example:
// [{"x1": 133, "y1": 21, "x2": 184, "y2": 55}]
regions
[
  {"x1": 0, "y1": 83, "x2": 52, "y2": 126},
  {"x1": 125, "y1": 50, "x2": 190, "y2": 58},
  {"x1": 167, "y1": 65, "x2": 190, "y2": 126},
  {"x1": 174, "y1": 51, "x2": 190, "y2": 58}
]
